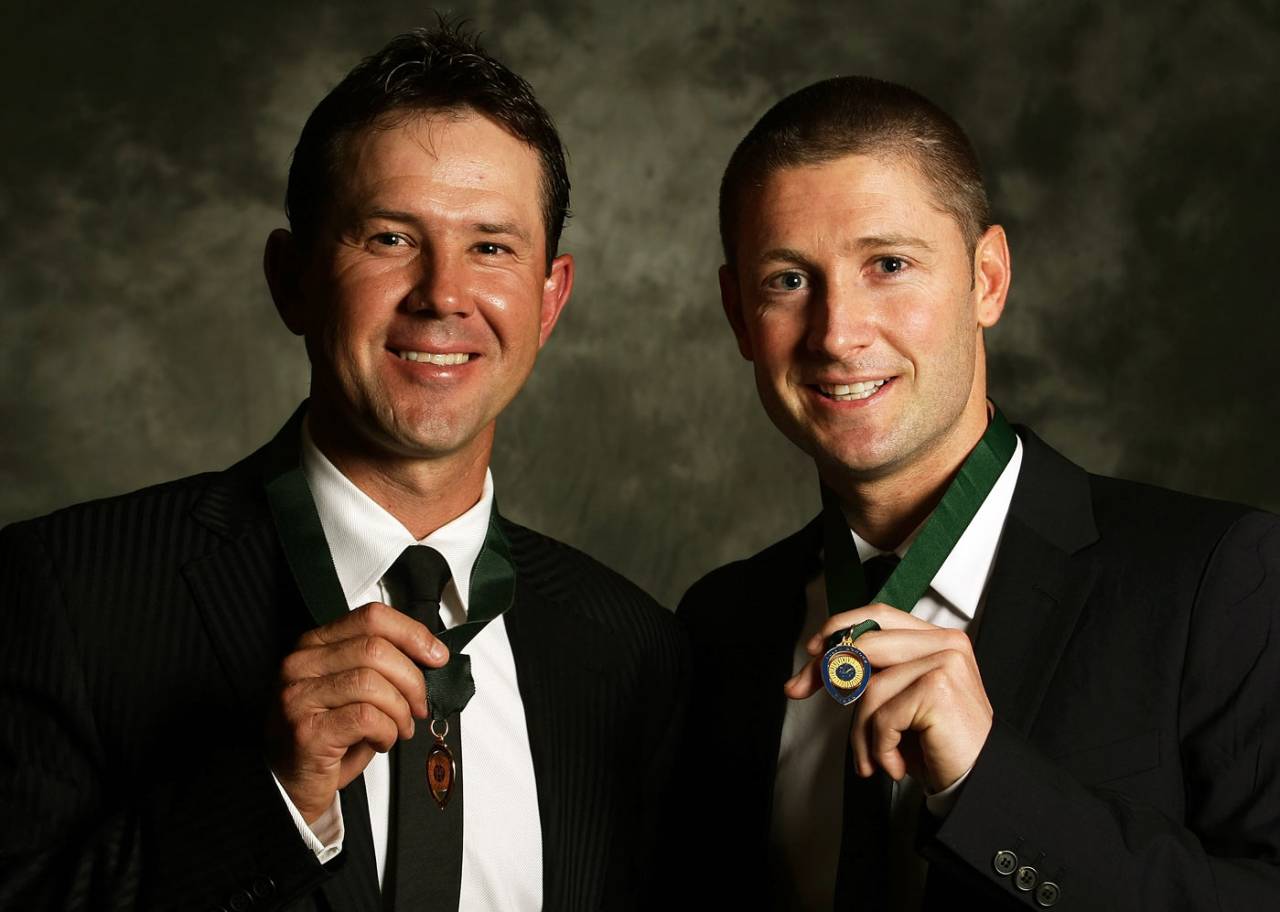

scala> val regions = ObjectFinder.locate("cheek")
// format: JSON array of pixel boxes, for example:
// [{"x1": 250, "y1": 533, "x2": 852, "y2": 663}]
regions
[
  {"x1": 482, "y1": 276, "x2": 550, "y2": 350},
  {"x1": 881, "y1": 285, "x2": 969, "y2": 359},
  {"x1": 751, "y1": 308, "x2": 807, "y2": 370}
]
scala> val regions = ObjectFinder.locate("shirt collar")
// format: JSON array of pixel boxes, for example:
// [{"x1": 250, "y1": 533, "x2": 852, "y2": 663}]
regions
[
  {"x1": 850, "y1": 435, "x2": 1023, "y2": 620},
  {"x1": 299, "y1": 421, "x2": 493, "y2": 618}
]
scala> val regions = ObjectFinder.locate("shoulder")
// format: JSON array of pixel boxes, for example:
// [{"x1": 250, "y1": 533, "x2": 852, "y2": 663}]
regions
[
  {"x1": 0, "y1": 453, "x2": 265, "y2": 583},
  {"x1": 677, "y1": 518, "x2": 820, "y2": 630},
  {"x1": 1017, "y1": 425, "x2": 1276, "y2": 589},
  {"x1": 499, "y1": 516, "x2": 682, "y2": 649}
]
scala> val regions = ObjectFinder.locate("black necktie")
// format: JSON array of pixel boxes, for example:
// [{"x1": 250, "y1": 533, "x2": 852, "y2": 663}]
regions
[
  {"x1": 383, "y1": 545, "x2": 465, "y2": 912},
  {"x1": 833, "y1": 553, "x2": 900, "y2": 910}
]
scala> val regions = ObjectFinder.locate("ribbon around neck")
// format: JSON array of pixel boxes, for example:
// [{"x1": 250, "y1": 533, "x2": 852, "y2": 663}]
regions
[
  {"x1": 262, "y1": 405, "x2": 516, "y2": 722},
  {"x1": 821, "y1": 408, "x2": 1018, "y2": 617}
]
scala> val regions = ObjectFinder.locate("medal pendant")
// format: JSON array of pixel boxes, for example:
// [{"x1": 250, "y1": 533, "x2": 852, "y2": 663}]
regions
[
  {"x1": 821, "y1": 642, "x2": 872, "y2": 706},
  {"x1": 425, "y1": 718, "x2": 456, "y2": 809}
]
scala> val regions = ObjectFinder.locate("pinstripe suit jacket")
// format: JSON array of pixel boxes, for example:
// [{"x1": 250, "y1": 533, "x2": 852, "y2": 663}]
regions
[{"x1": 0, "y1": 414, "x2": 687, "y2": 912}]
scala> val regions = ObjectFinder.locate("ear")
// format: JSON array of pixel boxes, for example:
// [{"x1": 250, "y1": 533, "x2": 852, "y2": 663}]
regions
[
  {"x1": 263, "y1": 228, "x2": 307, "y2": 336},
  {"x1": 537, "y1": 252, "x2": 575, "y2": 348},
  {"x1": 973, "y1": 224, "x2": 1012, "y2": 329},
  {"x1": 719, "y1": 263, "x2": 755, "y2": 361}
]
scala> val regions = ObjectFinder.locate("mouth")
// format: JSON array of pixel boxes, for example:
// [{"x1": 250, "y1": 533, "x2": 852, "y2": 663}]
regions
[
  {"x1": 813, "y1": 377, "x2": 895, "y2": 402},
  {"x1": 391, "y1": 348, "x2": 474, "y2": 366}
]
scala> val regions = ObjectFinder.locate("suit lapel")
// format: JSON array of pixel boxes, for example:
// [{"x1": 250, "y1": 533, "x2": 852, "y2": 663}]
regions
[
  {"x1": 974, "y1": 428, "x2": 1100, "y2": 734},
  {"x1": 747, "y1": 521, "x2": 820, "y2": 837},
  {"x1": 502, "y1": 552, "x2": 617, "y2": 910},
  {"x1": 182, "y1": 410, "x2": 382, "y2": 910},
  {"x1": 182, "y1": 459, "x2": 309, "y2": 715}
]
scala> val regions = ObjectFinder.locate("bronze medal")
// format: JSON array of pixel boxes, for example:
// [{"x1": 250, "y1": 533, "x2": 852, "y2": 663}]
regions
[{"x1": 426, "y1": 718, "x2": 456, "y2": 809}]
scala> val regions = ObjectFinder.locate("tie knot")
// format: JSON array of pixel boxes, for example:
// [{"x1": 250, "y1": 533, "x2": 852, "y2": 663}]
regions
[
  {"x1": 386, "y1": 545, "x2": 453, "y2": 610},
  {"x1": 862, "y1": 553, "x2": 901, "y2": 599}
]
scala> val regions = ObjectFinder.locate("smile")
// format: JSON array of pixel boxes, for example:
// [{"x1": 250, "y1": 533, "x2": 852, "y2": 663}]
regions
[
  {"x1": 815, "y1": 378, "x2": 893, "y2": 401},
  {"x1": 394, "y1": 350, "x2": 473, "y2": 366}
]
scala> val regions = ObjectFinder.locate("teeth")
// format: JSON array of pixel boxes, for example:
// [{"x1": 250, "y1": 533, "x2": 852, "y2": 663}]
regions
[
  {"x1": 819, "y1": 379, "x2": 888, "y2": 401},
  {"x1": 399, "y1": 351, "x2": 471, "y2": 365}
]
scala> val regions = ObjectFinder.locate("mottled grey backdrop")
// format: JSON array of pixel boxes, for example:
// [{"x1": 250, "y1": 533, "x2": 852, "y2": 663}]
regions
[{"x1": 3, "y1": 1, "x2": 1278, "y2": 606}]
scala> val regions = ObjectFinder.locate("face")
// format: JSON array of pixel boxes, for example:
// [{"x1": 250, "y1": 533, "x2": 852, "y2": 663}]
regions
[
  {"x1": 269, "y1": 111, "x2": 572, "y2": 466},
  {"x1": 721, "y1": 154, "x2": 1008, "y2": 484}
]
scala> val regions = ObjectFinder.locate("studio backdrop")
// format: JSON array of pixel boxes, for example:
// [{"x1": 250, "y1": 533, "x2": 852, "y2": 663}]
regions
[{"x1": 2, "y1": 0, "x2": 1277, "y2": 606}]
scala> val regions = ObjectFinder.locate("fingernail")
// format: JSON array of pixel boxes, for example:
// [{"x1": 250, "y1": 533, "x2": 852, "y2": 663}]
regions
[
  {"x1": 429, "y1": 640, "x2": 447, "y2": 662},
  {"x1": 409, "y1": 719, "x2": 415, "y2": 738}
]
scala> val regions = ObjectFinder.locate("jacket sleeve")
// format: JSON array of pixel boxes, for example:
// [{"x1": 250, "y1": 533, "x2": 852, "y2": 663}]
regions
[
  {"x1": 0, "y1": 520, "x2": 331, "y2": 912},
  {"x1": 921, "y1": 511, "x2": 1280, "y2": 910}
]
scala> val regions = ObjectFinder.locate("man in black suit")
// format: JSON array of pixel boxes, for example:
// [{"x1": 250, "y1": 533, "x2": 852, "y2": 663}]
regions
[
  {"x1": 0, "y1": 26, "x2": 685, "y2": 911},
  {"x1": 678, "y1": 76, "x2": 1280, "y2": 909}
]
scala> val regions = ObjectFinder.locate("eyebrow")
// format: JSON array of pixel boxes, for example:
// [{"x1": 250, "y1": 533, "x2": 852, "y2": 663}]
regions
[
  {"x1": 759, "y1": 246, "x2": 814, "y2": 265},
  {"x1": 475, "y1": 221, "x2": 532, "y2": 244},
  {"x1": 852, "y1": 234, "x2": 934, "y2": 253},
  {"x1": 362, "y1": 210, "x2": 532, "y2": 245},
  {"x1": 758, "y1": 235, "x2": 934, "y2": 264}
]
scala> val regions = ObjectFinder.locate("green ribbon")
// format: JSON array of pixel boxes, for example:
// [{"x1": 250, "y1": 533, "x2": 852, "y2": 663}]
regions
[
  {"x1": 822, "y1": 407, "x2": 1018, "y2": 617},
  {"x1": 262, "y1": 405, "x2": 516, "y2": 722}
]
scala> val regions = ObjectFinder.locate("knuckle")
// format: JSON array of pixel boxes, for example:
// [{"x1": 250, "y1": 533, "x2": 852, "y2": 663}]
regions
[
  {"x1": 352, "y1": 667, "x2": 379, "y2": 696},
  {"x1": 279, "y1": 651, "x2": 306, "y2": 682},
  {"x1": 362, "y1": 635, "x2": 387, "y2": 664},
  {"x1": 924, "y1": 666, "x2": 955, "y2": 695},
  {"x1": 353, "y1": 701, "x2": 379, "y2": 730},
  {"x1": 365, "y1": 601, "x2": 393, "y2": 626}
]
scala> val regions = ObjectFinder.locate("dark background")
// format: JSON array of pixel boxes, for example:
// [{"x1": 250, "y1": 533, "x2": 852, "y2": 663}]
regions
[{"x1": 3, "y1": 1, "x2": 1278, "y2": 607}]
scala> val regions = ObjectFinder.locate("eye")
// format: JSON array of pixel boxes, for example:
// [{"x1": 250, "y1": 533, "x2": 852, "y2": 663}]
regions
[
  {"x1": 475, "y1": 242, "x2": 509, "y2": 256},
  {"x1": 766, "y1": 270, "x2": 808, "y2": 292},
  {"x1": 875, "y1": 256, "x2": 908, "y2": 275},
  {"x1": 370, "y1": 233, "x2": 409, "y2": 248}
]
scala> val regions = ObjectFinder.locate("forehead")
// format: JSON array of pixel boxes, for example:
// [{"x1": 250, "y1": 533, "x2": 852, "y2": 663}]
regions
[
  {"x1": 333, "y1": 111, "x2": 545, "y2": 223},
  {"x1": 739, "y1": 153, "x2": 963, "y2": 255}
]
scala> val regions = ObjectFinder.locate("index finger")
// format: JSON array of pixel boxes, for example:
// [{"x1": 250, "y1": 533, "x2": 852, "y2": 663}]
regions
[
  {"x1": 806, "y1": 603, "x2": 936, "y2": 656},
  {"x1": 298, "y1": 601, "x2": 448, "y2": 667}
]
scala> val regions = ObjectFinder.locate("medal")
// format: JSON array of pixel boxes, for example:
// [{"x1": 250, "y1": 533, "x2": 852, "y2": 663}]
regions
[
  {"x1": 426, "y1": 717, "x2": 456, "y2": 809},
  {"x1": 821, "y1": 619, "x2": 879, "y2": 705}
]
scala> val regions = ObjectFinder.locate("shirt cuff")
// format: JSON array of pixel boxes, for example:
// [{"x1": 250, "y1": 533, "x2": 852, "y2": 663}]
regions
[
  {"x1": 924, "y1": 766, "x2": 973, "y2": 818},
  {"x1": 271, "y1": 772, "x2": 345, "y2": 863}
]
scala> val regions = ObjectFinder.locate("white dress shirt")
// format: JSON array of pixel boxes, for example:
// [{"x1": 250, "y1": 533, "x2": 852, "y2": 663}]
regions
[
  {"x1": 271, "y1": 425, "x2": 543, "y2": 910},
  {"x1": 769, "y1": 435, "x2": 1024, "y2": 911}
]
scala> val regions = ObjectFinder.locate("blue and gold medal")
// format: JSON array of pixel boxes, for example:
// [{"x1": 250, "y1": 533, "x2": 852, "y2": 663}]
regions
[{"x1": 821, "y1": 619, "x2": 878, "y2": 705}]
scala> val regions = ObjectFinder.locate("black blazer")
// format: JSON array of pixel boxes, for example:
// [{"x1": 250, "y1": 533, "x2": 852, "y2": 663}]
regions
[
  {"x1": 0, "y1": 414, "x2": 687, "y2": 912},
  {"x1": 677, "y1": 427, "x2": 1280, "y2": 910}
]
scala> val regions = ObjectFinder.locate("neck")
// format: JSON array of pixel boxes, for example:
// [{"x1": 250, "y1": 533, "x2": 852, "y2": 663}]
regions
[
  {"x1": 823, "y1": 396, "x2": 992, "y2": 551},
  {"x1": 306, "y1": 406, "x2": 491, "y2": 540}
]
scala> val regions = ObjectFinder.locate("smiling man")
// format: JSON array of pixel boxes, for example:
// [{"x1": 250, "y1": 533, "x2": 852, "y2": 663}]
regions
[
  {"x1": 678, "y1": 77, "x2": 1280, "y2": 910},
  {"x1": 0, "y1": 26, "x2": 685, "y2": 911}
]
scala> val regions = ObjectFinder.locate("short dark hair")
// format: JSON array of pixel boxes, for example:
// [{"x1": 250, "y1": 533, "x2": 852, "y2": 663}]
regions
[
  {"x1": 719, "y1": 76, "x2": 990, "y2": 265},
  {"x1": 285, "y1": 22, "x2": 571, "y2": 271}
]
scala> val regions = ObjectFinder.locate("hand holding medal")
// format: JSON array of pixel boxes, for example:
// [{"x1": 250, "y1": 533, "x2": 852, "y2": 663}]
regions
[
  {"x1": 786, "y1": 604, "x2": 993, "y2": 793},
  {"x1": 783, "y1": 409, "x2": 1015, "y2": 793},
  {"x1": 266, "y1": 601, "x2": 446, "y2": 824}
]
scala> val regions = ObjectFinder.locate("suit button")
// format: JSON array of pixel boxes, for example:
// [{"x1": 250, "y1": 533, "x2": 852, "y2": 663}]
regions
[
  {"x1": 228, "y1": 890, "x2": 254, "y2": 911},
  {"x1": 251, "y1": 876, "x2": 276, "y2": 899},
  {"x1": 1035, "y1": 881, "x2": 1062, "y2": 907},
  {"x1": 993, "y1": 849, "x2": 1019, "y2": 876},
  {"x1": 1014, "y1": 865, "x2": 1039, "y2": 892}
]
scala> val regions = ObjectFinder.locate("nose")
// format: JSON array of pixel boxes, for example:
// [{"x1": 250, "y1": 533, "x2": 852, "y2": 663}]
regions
[
  {"x1": 404, "y1": 248, "x2": 475, "y2": 318},
  {"x1": 806, "y1": 276, "x2": 875, "y2": 358}
]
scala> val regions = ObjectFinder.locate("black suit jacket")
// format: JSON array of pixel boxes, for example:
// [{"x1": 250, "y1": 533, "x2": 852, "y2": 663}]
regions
[
  {"x1": 677, "y1": 427, "x2": 1280, "y2": 910},
  {"x1": 0, "y1": 415, "x2": 687, "y2": 912}
]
